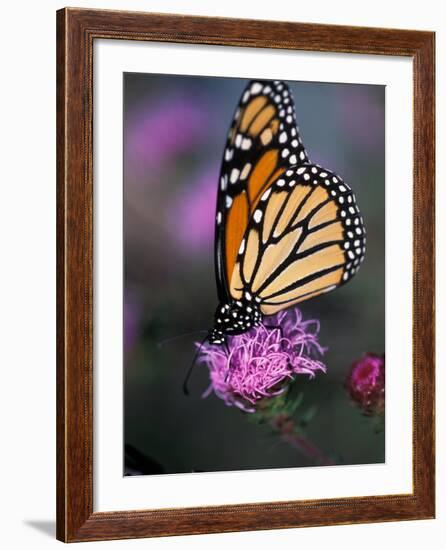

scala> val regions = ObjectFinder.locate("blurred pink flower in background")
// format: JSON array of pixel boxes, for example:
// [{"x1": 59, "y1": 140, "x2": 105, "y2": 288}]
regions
[
  {"x1": 171, "y1": 165, "x2": 219, "y2": 253},
  {"x1": 198, "y1": 309, "x2": 327, "y2": 412},
  {"x1": 125, "y1": 96, "x2": 211, "y2": 173},
  {"x1": 345, "y1": 353, "x2": 385, "y2": 415}
]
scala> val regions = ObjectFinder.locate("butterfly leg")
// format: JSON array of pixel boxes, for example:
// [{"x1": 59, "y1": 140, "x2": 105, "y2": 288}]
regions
[
  {"x1": 224, "y1": 339, "x2": 230, "y2": 354},
  {"x1": 223, "y1": 338, "x2": 232, "y2": 382}
]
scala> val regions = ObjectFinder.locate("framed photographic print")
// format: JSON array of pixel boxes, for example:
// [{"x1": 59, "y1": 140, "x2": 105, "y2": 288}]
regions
[{"x1": 56, "y1": 8, "x2": 435, "y2": 542}]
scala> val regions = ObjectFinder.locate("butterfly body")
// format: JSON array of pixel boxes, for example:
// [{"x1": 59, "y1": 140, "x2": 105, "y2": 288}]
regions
[
  {"x1": 210, "y1": 297, "x2": 263, "y2": 344},
  {"x1": 209, "y1": 79, "x2": 366, "y2": 346}
]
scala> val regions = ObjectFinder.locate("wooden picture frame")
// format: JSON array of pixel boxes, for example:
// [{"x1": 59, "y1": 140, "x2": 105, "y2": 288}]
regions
[{"x1": 56, "y1": 7, "x2": 435, "y2": 542}]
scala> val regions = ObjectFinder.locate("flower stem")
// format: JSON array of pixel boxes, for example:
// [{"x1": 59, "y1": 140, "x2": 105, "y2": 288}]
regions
[{"x1": 270, "y1": 413, "x2": 334, "y2": 466}]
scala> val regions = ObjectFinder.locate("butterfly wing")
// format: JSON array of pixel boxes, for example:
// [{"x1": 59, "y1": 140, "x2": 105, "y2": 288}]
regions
[
  {"x1": 228, "y1": 164, "x2": 366, "y2": 313},
  {"x1": 215, "y1": 80, "x2": 309, "y2": 302}
]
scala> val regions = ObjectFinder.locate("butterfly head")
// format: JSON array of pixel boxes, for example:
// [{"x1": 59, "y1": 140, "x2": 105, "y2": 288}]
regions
[{"x1": 209, "y1": 296, "x2": 262, "y2": 345}]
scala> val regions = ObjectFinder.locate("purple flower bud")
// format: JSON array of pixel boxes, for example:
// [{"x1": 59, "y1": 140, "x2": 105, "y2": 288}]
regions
[
  {"x1": 198, "y1": 308, "x2": 326, "y2": 412},
  {"x1": 345, "y1": 353, "x2": 385, "y2": 415}
]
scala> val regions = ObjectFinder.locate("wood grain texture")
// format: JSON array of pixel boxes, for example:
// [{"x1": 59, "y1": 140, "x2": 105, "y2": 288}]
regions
[{"x1": 56, "y1": 7, "x2": 435, "y2": 542}]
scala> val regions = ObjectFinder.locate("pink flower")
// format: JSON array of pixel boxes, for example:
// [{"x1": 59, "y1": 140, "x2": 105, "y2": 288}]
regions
[
  {"x1": 198, "y1": 309, "x2": 326, "y2": 412},
  {"x1": 345, "y1": 353, "x2": 385, "y2": 415},
  {"x1": 125, "y1": 96, "x2": 210, "y2": 172}
]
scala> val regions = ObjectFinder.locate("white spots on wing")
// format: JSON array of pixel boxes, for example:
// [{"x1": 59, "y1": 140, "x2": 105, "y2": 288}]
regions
[
  {"x1": 279, "y1": 109, "x2": 285, "y2": 118},
  {"x1": 320, "y1": 172, "x2": 327, "y2": 177},
  {"x1": 286, "y1": 169, "x2": 293, "y2": 176},
  {"x1": 263, "y1": 85, "x2": 272, "y2": 94},
  {"x1": 286, "y1": 115, "x2": 293, "y2": 123},
  {"x1": 230, "y1": 168, "x2": 240, "y2": 184},
  {"x1": 289, "y1": 180, "x2": 296, "y2": 187},
  {"x1": 225, "y1": 196, "x2": 233, "y2": 208},
  {"x1": 277, "y1": 178, "x2": 286, "y2": 187},
  {"x1": 333, "y1": 176, "x2": 338, "y2": 183},
  {"x1": 289, "y1": 154, "x2": 297, "y2": 164},
  {"x1": 242, "y1": 90, "x2": 250, "y2": 103},
  {"x1": 339, "y1": 185, "x2": 346, "y2": 192},
  {"x1": 250, "y1": 82, "x2": 262, "y2": 94},
  {"x1": 235, "y1": 134, "x2": 242, "y2": 148},
  {"x1": 281, "y1": 148, "x2": 290, "y2": 158},
  {"x1": 311, "y1": 167, "x2": 318, "y2": 174},
  {"x1": 241, "y1": 137, "x2": 252, "y2": 150},
  {"x1": 239, "y1": 239, "x2": 246, "y2": 254},
  {"x1": 216, "y1": 211, "x2": 222, "y2": 224},
  {"x1": 225, "y1": 148, "x2": 233, "y2": 161},
  {"x1": 279, "y1": 131, "x2": 288, "y2": 143},
  {"x1": 291, "y1": 128, "x2": 297, "y2": 137},
  {"x1": 297, "y1": 167, "x2": 306, "y2": 175},
  {"x1": 261, "y1": 188, "x2": 272, "y2": 201},
  {"x1": 303, "y1": 173, "x2": 310, "y2": 181},
  {"x1": 339, "y1": 196, "x2": 345, "y2": 204},
  {"x1": 274, "y1": 94, "x2": 281, "y2": 103},
  {"x1": 291, "y1": 139, "x2": 298, "y2": 147},
  {"x1": 299, "y1": 151, "x2": 306, "y2": 161},
  {"x1": 253, "y1": 209, "x2": 263, "y2": 223},
  {"x1": 220, "y1": 174, "x2": 227, "y2": 191}
]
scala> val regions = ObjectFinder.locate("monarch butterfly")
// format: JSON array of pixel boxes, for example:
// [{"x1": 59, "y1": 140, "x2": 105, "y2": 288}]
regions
[{"x1": 207, "y1": 79, "x2": 366, "y2": 345}]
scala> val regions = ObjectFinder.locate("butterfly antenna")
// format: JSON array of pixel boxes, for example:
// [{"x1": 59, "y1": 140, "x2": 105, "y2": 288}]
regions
[{"x1": 183, "y1": 333, "x2": 209, "y2": 396}]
